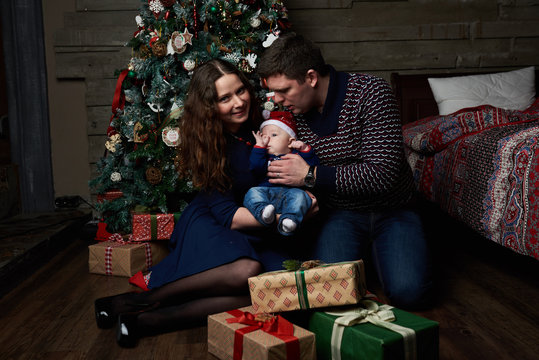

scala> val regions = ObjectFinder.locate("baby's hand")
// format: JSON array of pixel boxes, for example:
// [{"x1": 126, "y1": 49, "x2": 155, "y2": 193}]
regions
[
  {"x1": 289, "y1": 140, "x2": 310, "y2": 152},
  {"x1": 253, "y1": 131, "x2": 269, "y2": 147}
]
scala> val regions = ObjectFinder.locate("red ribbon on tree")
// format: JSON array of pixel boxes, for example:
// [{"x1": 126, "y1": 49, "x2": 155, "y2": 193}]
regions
[
  {"x1": 225, "y1": 309, "x2": 300, "y2": 360},
  {"x1": 107, "y1": 69, "x2": 129, "y2": 137}
]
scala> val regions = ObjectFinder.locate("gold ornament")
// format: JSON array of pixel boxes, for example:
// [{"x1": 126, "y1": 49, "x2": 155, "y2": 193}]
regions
[
  {"x1": 145, "y1": 166, "x2": 163, "y2": 185},
  {"x1": 152, "y1": 42, "x2": 167, "y2": 57},
  {"x1": 133, "y1": 122, "x2": 148, "y2": 143}
]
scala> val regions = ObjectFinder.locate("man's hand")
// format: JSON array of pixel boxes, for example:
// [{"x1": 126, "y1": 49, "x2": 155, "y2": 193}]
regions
[{"x1": 267, "y1": 153, "x2": 310, "y2": 186}]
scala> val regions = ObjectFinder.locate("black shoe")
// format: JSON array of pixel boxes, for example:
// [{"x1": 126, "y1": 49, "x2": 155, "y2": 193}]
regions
[
  {"x1": 116, "y1": 312, "x2": 139, "y2": 348},
  {"x1": 94, "y1": 295, "x2": 118, "y2": 329},
  {"x1": 94, "y1": 293, "x2": 152, "y2": 329}
]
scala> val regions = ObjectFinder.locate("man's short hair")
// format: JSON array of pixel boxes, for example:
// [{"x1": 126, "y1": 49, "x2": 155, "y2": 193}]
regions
[{"x1": 258, "y1": 32, "x2": 329, "y2": 83}]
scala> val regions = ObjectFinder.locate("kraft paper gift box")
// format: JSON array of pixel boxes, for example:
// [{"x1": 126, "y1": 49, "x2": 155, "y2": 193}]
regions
[
  {"x1": 131, "y1": 213, "x2": 181, "y2": 241},
  {"x1": 88, "y1": 240, "x2": 169, "y2": 277},
  {"x1": 207, "y1": 306, "x2": 316, "y2": 360},
  {"x1": 248, "y1": 260, "x2": 367, "y2": 313},
  {"x1": 308, "y1": 300, "x2": 439, "y2": 360}
]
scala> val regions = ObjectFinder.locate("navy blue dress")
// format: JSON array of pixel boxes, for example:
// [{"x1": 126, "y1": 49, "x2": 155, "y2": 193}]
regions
[{"x1": 148, "y1": 125, "x2": 295, "y2": 289}]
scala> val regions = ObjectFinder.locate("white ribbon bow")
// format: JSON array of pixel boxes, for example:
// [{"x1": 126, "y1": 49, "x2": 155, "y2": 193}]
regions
[{"x1": 326, "y1": 300, "x2": 417, "y2": 360}]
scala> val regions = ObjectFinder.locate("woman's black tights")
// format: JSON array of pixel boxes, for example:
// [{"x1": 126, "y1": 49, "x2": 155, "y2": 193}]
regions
[{"x1": 111, "y1": 258, "x2": 262, "y2": 335}]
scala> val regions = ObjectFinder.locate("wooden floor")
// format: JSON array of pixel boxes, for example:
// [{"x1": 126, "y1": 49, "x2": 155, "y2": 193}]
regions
[{"x1": 1, "y1": 210, "x2": 538, "y2": 360}]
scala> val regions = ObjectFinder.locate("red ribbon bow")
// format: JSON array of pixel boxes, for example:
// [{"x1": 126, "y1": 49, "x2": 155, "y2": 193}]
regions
[{"x1": 226, "y1": 309, "x2": 299, "y2": 360}]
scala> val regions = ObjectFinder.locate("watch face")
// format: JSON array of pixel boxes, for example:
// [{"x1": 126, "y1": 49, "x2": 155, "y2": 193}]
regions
[{"x1": 304, "y1": 166, "x2": 316, "y2": 187}]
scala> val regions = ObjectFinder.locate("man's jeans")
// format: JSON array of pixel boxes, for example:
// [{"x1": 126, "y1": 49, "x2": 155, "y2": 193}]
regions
[
  {"x1": 244, "y1": 186, "x2": 312, "y2": 236},
  {"x1": 311, "y1": 208, "x2": 432, "y2": 309}
]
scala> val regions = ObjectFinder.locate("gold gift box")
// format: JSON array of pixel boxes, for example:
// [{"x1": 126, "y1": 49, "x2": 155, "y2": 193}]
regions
[
  {"x1": 88, "y1": 240, "x2": 169, "y2": 277},
  {"x1": 248, "y1": 260, "x2": 367, "y2": 313}
]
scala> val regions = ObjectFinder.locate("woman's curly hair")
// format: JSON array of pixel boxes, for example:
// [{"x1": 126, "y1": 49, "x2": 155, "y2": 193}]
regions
[{"x1": 178, "y1": 59, "x2": 261, "y2": 192}]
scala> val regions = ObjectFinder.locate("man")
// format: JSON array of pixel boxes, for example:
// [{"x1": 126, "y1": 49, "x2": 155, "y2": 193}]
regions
[{"x1": 258, "y1": 33, "x2": 431, "y2": 309}]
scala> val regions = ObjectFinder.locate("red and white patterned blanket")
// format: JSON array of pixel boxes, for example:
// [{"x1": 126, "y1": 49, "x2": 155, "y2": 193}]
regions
[{"x1": 403, "y1": 98, "x2": 539, "y2": 260}]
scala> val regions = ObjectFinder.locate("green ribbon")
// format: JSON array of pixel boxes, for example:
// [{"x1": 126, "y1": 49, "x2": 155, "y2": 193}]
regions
[
  {"x1": 294, "y1": 270, "x2": 310, "y2": 309},
  {"x1": 150, "y1": 215, "x2": 158, "y2": 240}
]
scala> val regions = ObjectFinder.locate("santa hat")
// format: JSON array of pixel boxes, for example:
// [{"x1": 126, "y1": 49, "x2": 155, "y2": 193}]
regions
[{"x1": 260, "y1": 111, "x2": 297, "y2": 138}]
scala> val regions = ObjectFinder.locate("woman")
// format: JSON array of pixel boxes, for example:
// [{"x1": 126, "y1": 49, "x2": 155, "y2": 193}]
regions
[{"x1": 94, "y1": 59, "x2": 316, "y2": 347}]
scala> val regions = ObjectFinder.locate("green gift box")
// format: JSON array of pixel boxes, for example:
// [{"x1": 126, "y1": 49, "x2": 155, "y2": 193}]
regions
[{"x1": 308, "y1": 300, "x2": 439, "y2": 360}]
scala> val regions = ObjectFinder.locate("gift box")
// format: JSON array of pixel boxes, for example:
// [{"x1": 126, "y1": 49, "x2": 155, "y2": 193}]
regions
[
  {"x1": 131, "y1": 213, "x2": 180, "y2": 242},
  {"x1": 207, "y1": 306, "x2": 316, "y2": 360},
  {"x1": 308, "y1": 300, "x2": 439, "y2": 360},
  {"x1": 248, "y1": 260, "x2": 367, "y2": 313},
  {"x1": 88, "y1": 240, "x2": 169, "y2": 277},
  {"x1": 96, "y1": 189, "x2": 123, "y2": 203}
]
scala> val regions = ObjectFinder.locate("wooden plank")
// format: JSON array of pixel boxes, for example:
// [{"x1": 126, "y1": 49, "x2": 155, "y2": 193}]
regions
[
  {"x1": 75, "y1": 0, "x2": 140, "y2": 12},
  {"x1": 88, "y1": 135, "x2": 107, "y2": 163},
  {"x1": 63, "y1": 10, "x2": 138, "y2": 28},
  {"x1": 294, "y1": 23, "x2": 470, "y2": 43},
  {"x1": 287, "y1": 1, "x2": 498, "y2": 29},
  {"x1": 473, "y1": 20, "x2": 539, "y2": 38},
  {"x1": 86, "y1": 79, "x2": 118, "y2": 106},
  {"x1": 87, "y1": 106, "x2": 111, "y2": 136},
  {"x1": 284, "y1": 0, "x2": 353, "y2": 9},
  {"x1": 319, "y1": 38, "x2": 513, "y2": 72},
  {"x1": 54, "y1": 48, "x2": 131, "y2": 79},
  {"x1": 500, "y1": 3, "x2": 539, "y2": 20},
  {"x1": 55, "y1": 28, "x2": 134, "y2": 47}
]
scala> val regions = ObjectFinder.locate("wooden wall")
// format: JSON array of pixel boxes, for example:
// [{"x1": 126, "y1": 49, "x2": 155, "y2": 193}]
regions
[{"x1": 52, "y1": 0, "x2": 539, "y2": 188}]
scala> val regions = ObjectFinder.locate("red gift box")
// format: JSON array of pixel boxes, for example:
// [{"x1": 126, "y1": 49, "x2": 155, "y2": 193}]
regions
[
  {"x1": 131, "y1": 213, "x2": 180, "y2": 242},
  {"x1": 97, "y1": 189, "x2": 123, "y2": 203}
]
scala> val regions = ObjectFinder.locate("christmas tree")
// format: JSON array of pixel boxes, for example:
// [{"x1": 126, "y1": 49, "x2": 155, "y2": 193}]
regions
[{"x1": 90, "y1": 0, "x2": 291, "y2": 234}]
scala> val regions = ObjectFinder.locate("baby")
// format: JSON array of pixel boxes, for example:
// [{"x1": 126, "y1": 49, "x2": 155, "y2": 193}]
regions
[{"x1": 243, "y1": 111, "x2": 319, "y2": 236}]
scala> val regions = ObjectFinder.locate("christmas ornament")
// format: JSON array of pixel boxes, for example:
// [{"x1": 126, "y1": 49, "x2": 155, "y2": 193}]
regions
[
  {"x1": 183, "y1": 59, "x2": 196, "y2": 71},
  {"x1": 239, "y1": 59, "x2": 253, "y2": 73},
  {"x1": 110, "y1": 172, "x2": 122, "y2": 182},
  {"x1": 148, "y1": 0, "x2": 165, "y2": 17},
  {"x1": 134, "y1": 122, "x2": 149, "y2": 143},
  {"x1": 264, "y1": 101, "x2": 275, "y2": 111},
  {"x1": 264, "y1": 91, "x2": 276, "y2": 111},
  {"x1": 147, "y1": 102, "x2": 164, "y2": 112},
  {"x1": 152, "y1": 42, "x2": 167, "y2": 57},
  {"x1": 135, "y1": 15, "x2": 144, "y2": 27},
  {"x1": 223, "y1": 52, "x2": 241, "y2": 64},
  {"x1": 263, "y1": 31, "x2": 280, "y2": 48},
  {"x1": 170, "y1": 31, "x2": 187, "y2": 54},
  {"x1": 162, "y1": 126, "x2": 180, "y2": 147},
  {"x1": 169, "y1": 101, "x2": 184, "y2": 119},
  {"x1": 181, "y1": 28, "x2": 193, "y2": 45},
  {"x1": 244, "y1": 53, "x2": 257, "y2": 69},
  {"x1": 105, "y1": 133, "x2": 122, "y2": 152},
  {"x1": 146, "y1": 166, "x2": 163, "y2": 185}
]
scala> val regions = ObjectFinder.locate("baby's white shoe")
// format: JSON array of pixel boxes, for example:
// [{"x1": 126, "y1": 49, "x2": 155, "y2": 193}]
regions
[
  {"x1": 281, "y1": 218, "x2": 297, "y2": 233},
  {"x1": 261, "y1": 204, "x2": 275, "y2": 224}
]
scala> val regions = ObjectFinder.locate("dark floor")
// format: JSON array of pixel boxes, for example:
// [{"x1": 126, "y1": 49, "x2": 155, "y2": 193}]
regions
[
  {"x1": 0, "y1": 208, "x2": 93, "y2": 298},
  {"x1": 1, "y1": 203, "x2": 538, "y2": 359}
]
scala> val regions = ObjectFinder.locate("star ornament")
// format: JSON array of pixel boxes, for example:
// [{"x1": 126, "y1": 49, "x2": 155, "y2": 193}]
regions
[{"x1": 181, "y1": 28, "x2": 193, "y2": 45}]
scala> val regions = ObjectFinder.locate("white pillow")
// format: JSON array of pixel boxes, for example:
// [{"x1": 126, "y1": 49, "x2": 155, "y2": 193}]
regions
[{"x1": 428, "y1": 66, "x2": 536, "y2": 115}]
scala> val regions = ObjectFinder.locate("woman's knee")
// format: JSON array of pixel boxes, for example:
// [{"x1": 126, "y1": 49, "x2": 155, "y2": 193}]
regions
[{"x1": 227, "y1": 258, "x2": 263, "y2": 288}]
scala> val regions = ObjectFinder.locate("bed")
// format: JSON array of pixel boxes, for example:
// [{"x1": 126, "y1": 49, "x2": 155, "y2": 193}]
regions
[{"x1": 391, "y1": 67, "x2": 539, "y2": 260}]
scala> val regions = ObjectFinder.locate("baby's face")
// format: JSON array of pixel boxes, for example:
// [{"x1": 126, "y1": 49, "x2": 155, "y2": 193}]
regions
[{"x1": 261, "y1": 124, "x2": 292, "y2": 155}]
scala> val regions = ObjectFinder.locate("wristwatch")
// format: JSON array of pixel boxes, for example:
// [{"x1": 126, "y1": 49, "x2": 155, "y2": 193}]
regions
[{"x1": 304, "y1": 165, "x2": 316, "y2": 188}]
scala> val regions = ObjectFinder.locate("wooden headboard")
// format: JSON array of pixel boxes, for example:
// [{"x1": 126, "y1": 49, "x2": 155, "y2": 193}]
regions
[{"x1": 391, "y1": 70, "x2": 539, "y2": 125}]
